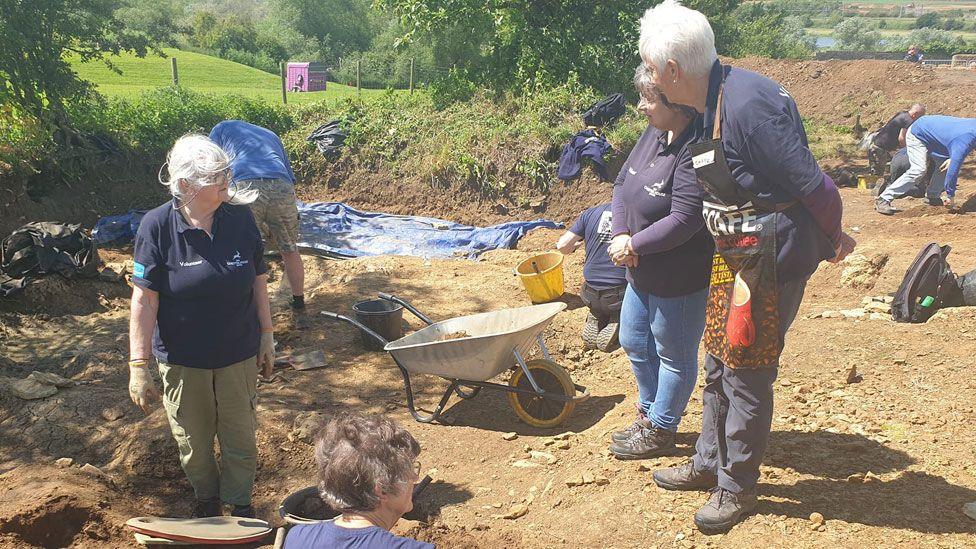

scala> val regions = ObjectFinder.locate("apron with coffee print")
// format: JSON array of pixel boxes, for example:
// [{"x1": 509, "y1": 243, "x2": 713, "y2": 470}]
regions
[{"x1": 689, "y1": 84, "x2": 794, "y2": 369}]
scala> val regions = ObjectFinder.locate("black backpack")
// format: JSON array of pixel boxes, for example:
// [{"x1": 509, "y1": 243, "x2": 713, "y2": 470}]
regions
[
  {"x1": 891, "y1": 242, "x2": 964, "y2": 323},
  {"x1": 582, "y1": 93, "x2": 626, "y2": 128}
]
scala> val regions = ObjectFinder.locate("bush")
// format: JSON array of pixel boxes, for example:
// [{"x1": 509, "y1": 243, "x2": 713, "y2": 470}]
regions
[
  {"x1": 99, "y1": 87, "x2": 293, "y2": 159},
  {"x1": 0, "y1": 105, "x2": 52, "y2": 179},
  {"x1": 428, "y1": 69, "x2": 479, "y2": 110},
  {"x1": 891, "y1": 28, "x2": 968, "y2": 56}
]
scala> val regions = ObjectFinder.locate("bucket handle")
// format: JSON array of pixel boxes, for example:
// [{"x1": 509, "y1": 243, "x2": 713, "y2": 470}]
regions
[
  {"x1": 378, "y1": 293, "x2": 434, "y2": 326},
  {"x1": 321, "y1": 311, "x2": 390, "y2": 346}
]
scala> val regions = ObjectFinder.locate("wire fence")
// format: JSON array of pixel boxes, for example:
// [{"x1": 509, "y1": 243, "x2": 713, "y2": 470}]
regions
[{"x1": 330, "y1": 57, "x2": 455, "y2": 91}]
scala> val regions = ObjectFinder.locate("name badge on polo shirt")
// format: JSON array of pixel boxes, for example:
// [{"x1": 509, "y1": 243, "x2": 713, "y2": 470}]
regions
[
  {"x1": 225, "y1": 251, "x2": 249, "y2": 268},
  {"x1": 693, "y1": 150, "x2": 715, "y2": 169},
  {"x1": 133, "y1": 262, "x2": 146, "y2": 278}
]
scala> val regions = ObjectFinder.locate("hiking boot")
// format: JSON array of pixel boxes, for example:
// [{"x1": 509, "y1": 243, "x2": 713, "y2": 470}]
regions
[
  {"x1": 693, "y1": 487, "x2": 758, "y2": 534},
  {"x1": 653, "y1": 460, "x2": 718, "y2": 491},
  {"x1": 611, "y1": 417, "x2": 651, "y2": 443},
  {"x1": 291, "y1": 307, "x2": 310, "y2": 330},
  {"x1": 596, "y1": 321, "x2": 620, "y2": 352},
  {"x1": 192, "y1": 498, "x2": 222, "y2": 518},
  {"x1": 581, "y1": 313, "x2": 599, "y2": 350},
  {"x1": 231, "y1": 505, "x2": 255, "y2": 518},
  {"x1": 609, "y1": 424, "x2": 676, "y2": 460},
  {"x1": 875, "y1": 198, "x2": 896, "y2": 215}
]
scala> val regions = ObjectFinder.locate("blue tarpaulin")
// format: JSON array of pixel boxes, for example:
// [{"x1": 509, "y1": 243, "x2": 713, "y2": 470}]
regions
[{"x1": 93, "y1": 202, "x2": 562, "y2": 259}]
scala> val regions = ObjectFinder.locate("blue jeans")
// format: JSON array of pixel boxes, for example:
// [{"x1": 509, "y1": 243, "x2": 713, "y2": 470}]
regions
[{"x1": 619, "y1": 284, "x2": 708, "y2": 432}]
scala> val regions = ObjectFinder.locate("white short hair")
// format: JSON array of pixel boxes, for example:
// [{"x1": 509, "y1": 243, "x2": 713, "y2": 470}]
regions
[
  {"x1": 159, "y1": 134, "x2": 256, "y2": 205},
  {"x1": 638, "y1": 0, "x2": 718, "y2": 78}
]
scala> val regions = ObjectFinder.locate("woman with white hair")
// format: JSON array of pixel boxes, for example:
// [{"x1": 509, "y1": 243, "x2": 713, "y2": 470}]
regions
[
  {"x1": 636, "y1": 0, "x2": 856, "y2": 533},
  {"x1": 128, "y1": 134, "x2": 275, "y2": 519}
]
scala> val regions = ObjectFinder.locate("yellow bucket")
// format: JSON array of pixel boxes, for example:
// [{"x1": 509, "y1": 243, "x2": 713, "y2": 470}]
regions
[
  {"x1": 857, "y1": 175, "x2": 872, "y2": 190},
  {"x1": 515, "y1": 252, "x2": 565, "y2": 303}
]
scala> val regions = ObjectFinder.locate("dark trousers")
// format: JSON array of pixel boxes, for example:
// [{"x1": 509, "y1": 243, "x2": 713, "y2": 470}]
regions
[
  {"x1": 692, "y1": 276, "x2": 808, "y2": 493},
  {"x1": 580, "y1": 282, "x2": 626, "y2": 327}
]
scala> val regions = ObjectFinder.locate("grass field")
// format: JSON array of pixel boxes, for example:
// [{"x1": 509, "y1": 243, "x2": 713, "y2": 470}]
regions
[{"x1": 71, "y1": 48, "x2": 395, "y2": 104}]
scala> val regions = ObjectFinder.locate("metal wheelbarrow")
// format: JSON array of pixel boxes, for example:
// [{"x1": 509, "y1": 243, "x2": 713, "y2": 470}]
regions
[{"x1": 322, "y1": 293, "x2": 589, "y2": 428}]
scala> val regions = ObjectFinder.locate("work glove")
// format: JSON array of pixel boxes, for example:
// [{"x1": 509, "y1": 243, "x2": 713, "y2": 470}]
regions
[
  {"x1": 128, "y1": 364, "x2": 160, "y2": 414},
  {"x1": 258, "y1": 332, "x2": 275, "y2": 378}
]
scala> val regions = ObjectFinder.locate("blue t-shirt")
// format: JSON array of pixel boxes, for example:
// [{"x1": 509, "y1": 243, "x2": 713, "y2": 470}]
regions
[
  {"x1": 699, "y1": 61, "x2": 835, "y2": 283},
  {"x1": 613, "y1": 126, "x2": 713, "y2": 297},
  {"x1": 569, "y1": 204, "x2": 627, "y2": 290},
  {"x1": 132, "y1": 201, "x2": 267, "y2": 369},
  {"x1": 209, "y1": 120, "x2": 296, "y2": 184},
  {"x1": 284, "y1": 521, "x2": 434, "y2": 549},
  {"x1": 909, "y1": 115, "x2": 976, "y2": 197}
]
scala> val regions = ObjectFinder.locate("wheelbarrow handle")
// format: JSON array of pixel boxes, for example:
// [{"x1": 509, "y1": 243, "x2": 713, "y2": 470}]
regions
[
  {"x1": 377, "y1": 293, "x2": 434, "y2": 326},
  {"x1": 320, "y1": 310, "x2": 390, "y2": 347}
]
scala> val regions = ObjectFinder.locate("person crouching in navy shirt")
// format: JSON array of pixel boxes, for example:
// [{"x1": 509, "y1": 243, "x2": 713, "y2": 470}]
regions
[
  {"x1": 556, "y1": 203, "x2": 627, "y2": 352},
  {"x1": 127, "y1": 134, "x2": 276, "y2": 519},
  {"x1": 605, "y1": 64, "x2": 714, "y2": 462}
]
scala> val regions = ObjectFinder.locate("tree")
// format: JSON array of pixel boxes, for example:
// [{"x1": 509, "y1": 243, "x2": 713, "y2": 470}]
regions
[
  {"x1": 0, "y1": 0, "x2": 153, "y2": 118},
  {"x1": 115, "y1": 0, "x2": 186, "y2": 43},
  {"x1": 270, "y1": 0, "x2": 375, "y2": 63},
  {"x1": 378, "y1": 0, "x2": 743, "y2": 95},
  {"x1": 833, "y1": 17, "x2": 882, "y2": 51}
]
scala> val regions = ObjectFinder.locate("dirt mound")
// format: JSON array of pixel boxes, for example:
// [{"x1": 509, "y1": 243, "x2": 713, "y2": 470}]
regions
[{"x1": 733, "y1": 58, "x2": 976, "y2": 128}]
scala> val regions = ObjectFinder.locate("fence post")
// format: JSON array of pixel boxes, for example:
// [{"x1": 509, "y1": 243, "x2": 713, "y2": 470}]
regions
[
  {"x1": 409, "y1": 58, "x2": 415, "y2": 94},
  {"x1": 356, "y1": 60, "x2": 362, "y2": 96},
  {"x1": 171, "y1": 57, "x2": 179, "y2": 87},
  {"x1": 280, "y1": 61, "x2": 287, "y2": 105}
]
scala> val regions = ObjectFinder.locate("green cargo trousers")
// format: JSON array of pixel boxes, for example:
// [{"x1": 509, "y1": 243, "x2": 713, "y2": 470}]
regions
[{"x1": 158, "y1": 356, "x2": 258, "y2": 506}]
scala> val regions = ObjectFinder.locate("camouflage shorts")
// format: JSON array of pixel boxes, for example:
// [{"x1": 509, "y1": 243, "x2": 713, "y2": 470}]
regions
[{"x1": 241, "y1": 178, "x2": 299, "y2": 252}]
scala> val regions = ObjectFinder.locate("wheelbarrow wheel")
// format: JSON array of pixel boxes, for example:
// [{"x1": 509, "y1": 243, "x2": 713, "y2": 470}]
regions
[{"x1": 507, "y1": 359, "x2": 575, "y2": 428}]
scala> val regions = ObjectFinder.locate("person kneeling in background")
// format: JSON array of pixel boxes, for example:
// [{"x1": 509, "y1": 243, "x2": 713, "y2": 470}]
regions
[
  {"x1": 284, "y1": 413, "x2": 433, "y2": 549},
  {"x1": 556, "y1": 203, "x2": 627, "y2": 352}
]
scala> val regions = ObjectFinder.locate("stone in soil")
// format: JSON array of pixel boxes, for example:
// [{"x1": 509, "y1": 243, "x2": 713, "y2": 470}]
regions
[
  {"x1": 29, "y1": 371, "x2": 74, "y2": 388},
  {"x1": 9, "y1": 378, "x2": 58, "y2": 400},
  {"x1": 55, "y1": 457, "x2": 74, "y2": 468},
  {"x1": 500, "y1": 503, "x2": 529, "y2": 520}
]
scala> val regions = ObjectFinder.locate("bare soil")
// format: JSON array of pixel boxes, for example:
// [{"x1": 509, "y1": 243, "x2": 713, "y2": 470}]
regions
[{"x1": 2, "y1": 59, "x2": 976, "y2": 548}]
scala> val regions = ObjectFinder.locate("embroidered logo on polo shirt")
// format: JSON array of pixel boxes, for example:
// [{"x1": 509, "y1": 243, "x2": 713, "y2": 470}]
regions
[
  {"x1": 226, "y1": 251, "x2": 249, "y2": 268},
  {"x1": 644, "y1": 179, "x2": 667, "y2": 198},
  {"x1": 180, "y1": 259, "x2": 203, "y2": 267},
  {"x1": 628, "y1": 167, "x2": 638, "y2": 175}
]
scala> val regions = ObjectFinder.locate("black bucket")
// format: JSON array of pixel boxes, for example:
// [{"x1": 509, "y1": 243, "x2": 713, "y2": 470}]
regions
[{"x1": 352, "y1": 299, "x2": 404, "y2": 351}]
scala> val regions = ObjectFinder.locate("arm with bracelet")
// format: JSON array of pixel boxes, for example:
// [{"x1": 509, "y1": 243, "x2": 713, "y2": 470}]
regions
[{"x1": 129, "y1": 285, "x2": 161, "y2": 413}]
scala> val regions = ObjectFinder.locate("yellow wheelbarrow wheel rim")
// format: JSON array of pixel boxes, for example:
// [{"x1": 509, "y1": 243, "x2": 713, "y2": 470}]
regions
[{"x1": 507, "y1": 359, "x2": 575, "y2": 428}]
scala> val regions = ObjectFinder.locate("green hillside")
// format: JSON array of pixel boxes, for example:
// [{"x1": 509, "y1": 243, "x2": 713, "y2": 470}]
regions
[{"x1": 71, "y1": 48, "x2": 390, "y2": 104}]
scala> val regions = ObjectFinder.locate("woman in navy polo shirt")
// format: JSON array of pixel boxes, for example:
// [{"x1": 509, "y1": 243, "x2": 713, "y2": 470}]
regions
[
  {"x1": 127, "y1": 134, "x2": 275, "y2": 519},
  {"x1": 605, "y1": 64, "x2": 713, "y2": 461}
]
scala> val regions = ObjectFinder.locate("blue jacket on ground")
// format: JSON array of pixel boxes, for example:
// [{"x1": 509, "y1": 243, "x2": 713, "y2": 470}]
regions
[
  {"x1": 910, "y1": 115, "x2": 976, "y2": 197},
  {"x1": 210, "y1": 120, "x2": 296, "y2": 184}
]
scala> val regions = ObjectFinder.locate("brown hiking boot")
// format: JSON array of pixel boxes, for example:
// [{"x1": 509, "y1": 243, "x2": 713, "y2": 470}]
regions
[
  {"x1": 192, "y1": 497, "x2": 222, "y2": 518},
  {"x1": 609, "y1": 425, "x2": 676, "y2": 460},
  {"x1": 611, "y1": 417, "x2": 652, "y2": 443},
  {"x1": 693, "y1": 487, "x2": 758, "y2": 533},
  {"x1": 652, "y1": 460, "x2": 717, "y2": 491}
]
